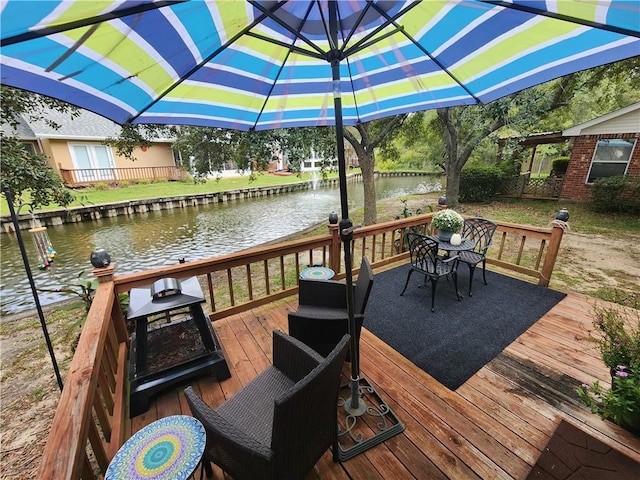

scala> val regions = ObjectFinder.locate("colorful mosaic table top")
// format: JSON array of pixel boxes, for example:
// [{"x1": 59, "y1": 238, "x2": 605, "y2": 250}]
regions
[
  {"x1": 300, "y1": 266, "x2": 335, "y2": 281},
  {"x1": 105, "y1": 415, "x2": 205, "y2": 480}
]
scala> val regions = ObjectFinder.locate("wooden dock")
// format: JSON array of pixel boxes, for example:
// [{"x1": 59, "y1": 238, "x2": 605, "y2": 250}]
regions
[{"x1": 130, "y1": 290, "x2": 640, "y2": 479}]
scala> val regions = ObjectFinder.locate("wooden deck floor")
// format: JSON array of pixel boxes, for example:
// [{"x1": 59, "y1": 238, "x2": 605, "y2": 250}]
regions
[{"x1": 129, "y1": 282, "x2": 640, "y2": 479}]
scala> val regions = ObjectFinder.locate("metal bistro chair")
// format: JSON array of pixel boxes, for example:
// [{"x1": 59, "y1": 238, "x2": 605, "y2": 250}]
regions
[
  {"x1": 400, "y1": 233, "x2": 461, "y2": 312},
  {"x1": 459, "y1": 217, "x2": 498, "y2": 296},
  {"x1": 185, "y1": 331, "x2": 350, "y2": 480}
]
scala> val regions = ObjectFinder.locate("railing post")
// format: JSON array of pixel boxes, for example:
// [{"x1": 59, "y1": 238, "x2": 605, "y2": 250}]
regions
[
  {"x1": 93, "y1": 265, "x2": 115, "y2": 284},
  {"x1": 539, "y1": 221, "x2": 566, "y2": 286},
  {"x1": 93, "y1": 265, "x2": 128, "y2": 343},
  {"x1": 328, "y1": 222, "x2": 341, "y2": 273}
]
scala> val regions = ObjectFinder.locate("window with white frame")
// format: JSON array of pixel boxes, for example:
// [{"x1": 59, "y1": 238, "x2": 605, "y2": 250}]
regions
[
  {"x1": 587, "y1": 138, "x2": 635, "y2": 183},
  {"x1": 69, "y1": 143, "x2": 116, "y2": 182}
]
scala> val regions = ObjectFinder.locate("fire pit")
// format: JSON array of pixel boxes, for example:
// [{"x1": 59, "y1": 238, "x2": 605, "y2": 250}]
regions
[{"x1": 127, "y1": 276, "x2": 230, "y2": 417}]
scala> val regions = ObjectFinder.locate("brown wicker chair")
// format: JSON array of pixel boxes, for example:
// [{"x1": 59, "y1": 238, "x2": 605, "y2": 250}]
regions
[
  {"x1": 287, "y1": 256, "x2": 373, "y2": 360},
  {"x1": 184, "y1": 331, "x2": 350, "y2": 480}
]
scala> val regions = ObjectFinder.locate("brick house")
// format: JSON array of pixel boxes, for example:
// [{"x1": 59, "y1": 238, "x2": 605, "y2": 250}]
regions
[{"x1": 560, "y1": 102, "x2": 639, "y2": 201}]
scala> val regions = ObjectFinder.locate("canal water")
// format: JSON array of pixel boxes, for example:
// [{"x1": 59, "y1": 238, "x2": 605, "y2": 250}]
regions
[{"x1": 0, "y1": 176, "x2": 441, "y2": 314}]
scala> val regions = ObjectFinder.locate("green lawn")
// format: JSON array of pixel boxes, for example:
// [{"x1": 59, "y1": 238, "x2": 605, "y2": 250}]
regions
[{"x1": 0, "y1": 171, "x2": 339, "y2": 216}]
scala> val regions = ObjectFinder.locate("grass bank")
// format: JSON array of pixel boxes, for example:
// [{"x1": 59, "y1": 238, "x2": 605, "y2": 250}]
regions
[{"x1": 0, "y1": 171, "x2": 338, "y2": 216}]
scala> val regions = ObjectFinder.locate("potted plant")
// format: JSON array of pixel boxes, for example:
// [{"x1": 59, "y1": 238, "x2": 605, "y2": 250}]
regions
[
  {"x1": 577, "y1": 306, "x2": 640, "y2": 435},
  {"x1": 431, "y1": 208, "x2": 464, "y2": 241}
]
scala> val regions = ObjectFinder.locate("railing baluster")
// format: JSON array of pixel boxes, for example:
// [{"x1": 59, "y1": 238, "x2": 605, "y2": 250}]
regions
[
  {"x1": 534, "y1": 240, "x2": 546, "y2": 270},
  {"x1": 497, "y1": 231, "x2": 507, "y2": 259},
  {"x1": 227, "y1": 269, "x2": 235, "y2": 306},
  {"x1": 280, "y1": 257, "x2": 286, "y2": 290},
  {"x1": 263, "y1": 260, "x2": 270, "y2": 295},
  {"x1": 516, "y1": 235, "x2": 526, "y2": 264},
  {"x1": 246, "y1": 264, "x2": 253, "y2": 300},
  {"x1": 207, "y1": 272, "x2": 216, "y2": 312}
]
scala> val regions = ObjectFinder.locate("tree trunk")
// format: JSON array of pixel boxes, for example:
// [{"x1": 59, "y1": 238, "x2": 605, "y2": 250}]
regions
[
  {"x1": 343, "y1": 117, "x2": 407, "y2": 225},
  {"x1": 358, "y1": 149, "x2": 377, "y2": 225}
]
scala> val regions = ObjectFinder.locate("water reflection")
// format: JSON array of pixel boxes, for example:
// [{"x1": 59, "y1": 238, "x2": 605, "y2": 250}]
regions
[{"x1": 1, "y1": 176, "x2": 441, "y2": 314}]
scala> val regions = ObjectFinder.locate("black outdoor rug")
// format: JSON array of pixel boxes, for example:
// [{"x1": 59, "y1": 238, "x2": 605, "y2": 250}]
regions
[{"x1": 364, "y1": 264, "x2": 566, "y2": 391}]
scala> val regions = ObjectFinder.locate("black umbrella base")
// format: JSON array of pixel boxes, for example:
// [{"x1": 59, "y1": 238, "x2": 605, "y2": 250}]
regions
[{"x1": 337, "y1": 377, "x2": 405, "y2": 461}]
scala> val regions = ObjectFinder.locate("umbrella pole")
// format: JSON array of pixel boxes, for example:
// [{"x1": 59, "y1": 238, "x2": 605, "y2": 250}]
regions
[
  {"x1": 329, "y1": 2, "x2": 403, "y2": 460},
  {"x1": 330, "y1": 61, "x2": 362, "y2": 415},
  {"x1": 3, "y1": 187, "x2": 64, "y2": 392}
]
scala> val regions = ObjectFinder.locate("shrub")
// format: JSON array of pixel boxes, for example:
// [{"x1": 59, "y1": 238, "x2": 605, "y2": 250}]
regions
[
  {"x1": 589, "y1": 175, "x2": 640, "y2": 214},
  {"x1": 459, "y1": 165, "x2": 504, "y2": 203},
  {"x1": 578, "y1": 362, "x2": 640, "y2": 435},
  {"x1": 551, "y1": 157, "x2": 569, "y2": 176},
  {"x1": 92, "y1": 182, "x2": 110, "y2": 191},
  {"x1": 577, "y1": 306, "x2": 640, "y2": 434}
]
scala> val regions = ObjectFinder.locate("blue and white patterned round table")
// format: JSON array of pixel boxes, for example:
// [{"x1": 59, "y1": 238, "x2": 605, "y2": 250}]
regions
[
  {"x1": 300, "y1": 266, "x2": 335, "y2": 280},
  {"x1": 105, "y1": 415, "x2": 205, "y2": 480}
]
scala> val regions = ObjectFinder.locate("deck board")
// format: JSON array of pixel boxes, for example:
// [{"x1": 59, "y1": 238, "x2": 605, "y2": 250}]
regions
[{"x1": 131, "y1": 280, "x2": 640, "y2": 479}]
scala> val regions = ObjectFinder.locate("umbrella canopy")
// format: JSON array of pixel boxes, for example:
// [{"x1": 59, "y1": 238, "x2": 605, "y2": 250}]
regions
[{"x1": 2, "y1": 1, "x2": 638, "y2": 131}]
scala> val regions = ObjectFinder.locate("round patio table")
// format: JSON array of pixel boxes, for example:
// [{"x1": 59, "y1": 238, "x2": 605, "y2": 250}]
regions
[
  {"x1": 105, "y1": 415, "x2": 205, "y2": 480},
  {"x1": 300, "y1": 266, "x2": 335, "y2": 280},
  {"x1": 432, "y1": 236, "x2": 476, "y2": 253}
]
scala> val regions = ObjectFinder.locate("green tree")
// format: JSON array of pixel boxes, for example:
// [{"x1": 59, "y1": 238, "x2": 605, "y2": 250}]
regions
[
  {"x1": 432, "y1": 57, "x2": 640, "y2": 207},
  {"x1": 1, "y1": 87, "x2": 76, "y2": 209},
  {"x1": 343, "y1": 115, "x2": 409, "y2": 225}
]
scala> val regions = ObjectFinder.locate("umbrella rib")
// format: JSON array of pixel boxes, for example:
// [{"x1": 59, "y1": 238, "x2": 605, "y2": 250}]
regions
[
  {"x1": 482, "y1": 1, "x2": 640, "y2": 38},
  {"x1": 249, "y1": 0, "x2": 327, "y2": 58},
  {"x1": 128, "y1": 3, "x2": 287, "y2": 124},
  {"x1": 245, "y1": 31, "x2": 325, "y2": 60},
  {"x1": 336, "y1": 2, "x2": 375, "y2": 52},
  {"x1": 250, "y1": 48, "x2": 293, "y2": 131},
  {"x1": 370, "y1": 2, "x2": 482, "y2": 104},
  {"x1": 1, "y1": 0, "x2": 183, "y2": 47},
  {"x1": 342, "y1": 1, "x2": 421, "y2": 57}
]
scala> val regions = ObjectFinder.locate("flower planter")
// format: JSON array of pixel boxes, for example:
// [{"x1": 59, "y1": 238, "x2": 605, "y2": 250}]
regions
[{"x1": 437, "y1": 230, "x2": 454, "y2": 242}]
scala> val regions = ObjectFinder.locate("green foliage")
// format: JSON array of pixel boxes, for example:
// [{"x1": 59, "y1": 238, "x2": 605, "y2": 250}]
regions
[
  {"x1": 589, "y1": 175, "x2": 640, "y2": 214},
  {"x1": 1, "y1": 137, "x2": 75, "y2": 208},
  {"x1": 586, "y1": 306, "x2": 640, "y2": 370},
  {"x1": 397, "y1": 199, "x2": 431, "y2": 219},
  {"x1": 459, "y1": 165, "x2": 505, "y2": 203},
  {"x1": 38, "y1": 271, "x2": 98, "y2": 313},
  {"x1": 431, "y1": 208, "x2": 464, "y2": 232},
  {"x1": 577, "y1": 306, "x2": 640, "y2": 434},
  {"x1": 105, "y1": 123, "x2": 174, "y2": 160},
  {"x1": 92, "y1": 182, "x2": 111, "y2": 191},
  {"x1": 1, "y1": 87, "x2": 76, "y2": 209},
  {"x1": 551, "y1": 157, "x2": 569, "y2": 175},
  {"x1": 577, "y1": 363, "x2": 640, "y2": 435},
  {"x1": 171, "y1": 126, "x2": 337, "y2": 180}
]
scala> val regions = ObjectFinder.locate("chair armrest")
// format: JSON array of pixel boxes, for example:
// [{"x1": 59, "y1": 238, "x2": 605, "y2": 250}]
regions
[
  {"x1": 298, "y1": 279, "x2": 349, "y2": 308},
  {"x1": 184, "y1": 386, "x2": 274, "y2": 462},
  {"x1": 439, "y1": 253, "x2": 459, "y2": 264},
  {"x1": 272, "y1": 330, "x2": 323, "y2": 382}
]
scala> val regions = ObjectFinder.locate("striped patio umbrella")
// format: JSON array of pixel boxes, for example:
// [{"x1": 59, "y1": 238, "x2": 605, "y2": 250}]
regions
[
  {"x1": 2, "y1": 1, "x2": 638, "y2": 131},
  {"x1": 2, "y1": 0, "x2": 638, "y2": 459}
]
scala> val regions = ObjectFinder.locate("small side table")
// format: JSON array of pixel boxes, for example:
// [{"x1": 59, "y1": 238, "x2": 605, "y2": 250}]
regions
[
  {"x1": 105, "y1": 415, "x2": 205, "y2": 480},
  {"x1": 300, "y1": 266, "x2": 335, "y2": 280}
]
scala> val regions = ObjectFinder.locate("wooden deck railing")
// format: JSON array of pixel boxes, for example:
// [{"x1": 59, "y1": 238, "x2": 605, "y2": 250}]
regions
[
  {"x1": 59, "y1": 165, "x2": 187, "y2": 186},
  {"x1": 37, "y1": 213, "x2": 566, "y2": 479}
]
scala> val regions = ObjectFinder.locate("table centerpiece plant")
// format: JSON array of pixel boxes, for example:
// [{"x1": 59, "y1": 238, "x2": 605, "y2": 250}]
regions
[
  {"x1": 577, "y1": 306, "x2": 640, "y2": 436},
  {"x1": 431, "y1": 208, "x2": 464, "y2": 242}
]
